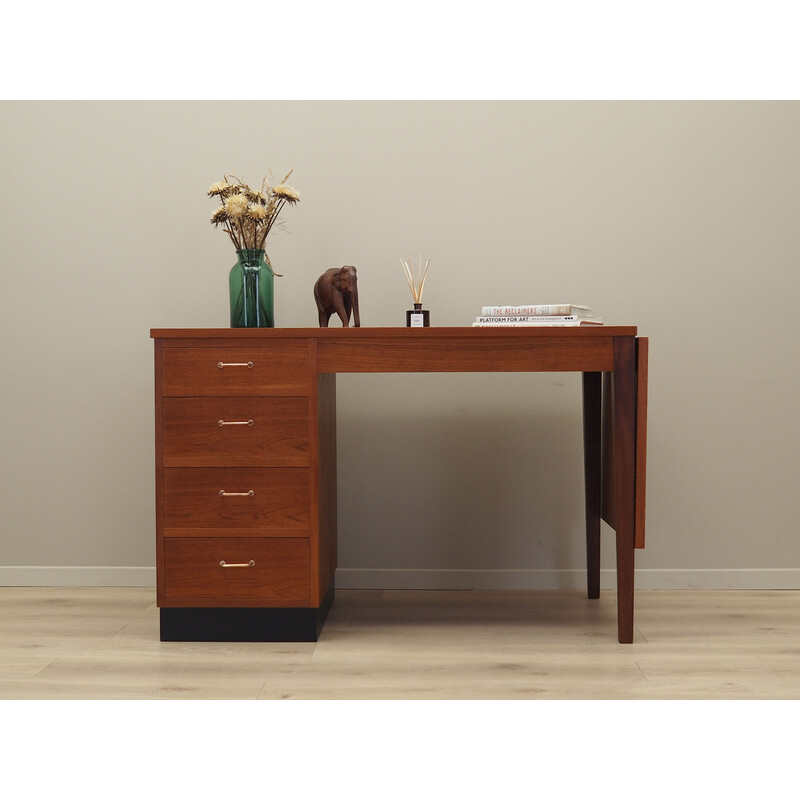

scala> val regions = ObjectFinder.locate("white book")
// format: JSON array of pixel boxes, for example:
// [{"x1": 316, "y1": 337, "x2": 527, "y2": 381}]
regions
[{"x1": 480, "y1": 304, "x2": 593, "y2": 317}]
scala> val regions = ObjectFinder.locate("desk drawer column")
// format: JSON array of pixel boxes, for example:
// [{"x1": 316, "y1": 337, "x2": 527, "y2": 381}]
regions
[{"x1": 153, "y1": 335, "x2": 333, "y2": 641}]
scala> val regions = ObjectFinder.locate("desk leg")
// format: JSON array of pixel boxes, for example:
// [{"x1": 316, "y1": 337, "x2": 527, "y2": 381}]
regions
[
  {"x1": 582, "y1": 372, "x2": 602, "y2": 600},
  {"x1": 613, "y1": 337, "x2": 637, "y2": 644}
]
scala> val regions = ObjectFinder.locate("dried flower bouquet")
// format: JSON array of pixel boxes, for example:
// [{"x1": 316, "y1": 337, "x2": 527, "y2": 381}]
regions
[{"x1": 208, "y1": 171, "x2": 300, "y2": 272}]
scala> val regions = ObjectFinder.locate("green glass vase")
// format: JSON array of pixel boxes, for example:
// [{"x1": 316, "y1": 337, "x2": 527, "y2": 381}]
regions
[{"x1": 228, "y1": 249, "x2": 274, "y2": 328}]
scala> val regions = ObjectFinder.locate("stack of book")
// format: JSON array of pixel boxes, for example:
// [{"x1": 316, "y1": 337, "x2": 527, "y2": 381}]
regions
[{"x1": 472, "y1": 304, "x2": 603, "y2": 327}]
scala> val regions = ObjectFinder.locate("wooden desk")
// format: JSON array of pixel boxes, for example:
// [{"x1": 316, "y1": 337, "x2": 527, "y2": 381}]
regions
[{"x1": 151, "y1": 327, "x2": 648, "y2": 643}]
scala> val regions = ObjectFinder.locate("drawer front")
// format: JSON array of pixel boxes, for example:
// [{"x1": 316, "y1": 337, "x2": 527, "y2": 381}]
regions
[
  {"x1": 164, "y1": 468, "x2": 310, "y2": 530},
  {"x1": 164, "y1": 537, "x2": 310, "y2": 599},
  {"x1": 163, "y1": 397, "x2": 309, "y2": 467},
  {"x1": 162, "y1": 344, "x2": 309, "y2": 396}
]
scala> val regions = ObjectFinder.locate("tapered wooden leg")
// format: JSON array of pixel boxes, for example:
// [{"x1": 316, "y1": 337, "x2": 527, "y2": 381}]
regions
[
  {"x1": 613, "y1": 337, "x2": 637, "y2": 644},
  {"x1": 582, "y1": 372, "x2": 602, "y2": 599}
]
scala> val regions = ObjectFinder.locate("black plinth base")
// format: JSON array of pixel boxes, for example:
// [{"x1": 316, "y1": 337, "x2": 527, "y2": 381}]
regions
[{"x1": 160, "y1": 585, "x2": 335, "y2": 642}]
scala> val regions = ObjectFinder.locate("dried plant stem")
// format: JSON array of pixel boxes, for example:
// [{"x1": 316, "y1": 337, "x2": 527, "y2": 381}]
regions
[
  {"x1": 401, "y1": 256, "x2": 430, "y2": 304},
  {"x1": 401, "y1": 259, "x2": 416, "y2": 299},
  {"x1": 258, "y1": 198, "x2": 286, "y2": 248},
  {"x1": 417, "y1": 256, "x2": 430, "y2": 302}
]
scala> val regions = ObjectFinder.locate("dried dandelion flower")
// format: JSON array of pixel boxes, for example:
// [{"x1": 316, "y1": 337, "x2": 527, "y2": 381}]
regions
[
  {"x1": 247, "y1": 204, "x2": 267, "y2": 221},
  {"x1": 208, "y1": 180, "x2": 235, "y2": 197},
  {"x1": 224, "y1": 193, "x2": 249, "y2": 218},
  {"x1": 211, "y1": 206, "x2": 228, "y2": 224},
  {"x1": 246, "y1": 189, "x2": 268, "y2": 205},
  {"x1": 273, "y1": 184, "x2": 300, "y2": 203}
]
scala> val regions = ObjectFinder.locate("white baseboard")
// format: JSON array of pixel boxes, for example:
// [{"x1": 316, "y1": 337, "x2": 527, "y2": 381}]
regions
[
  {"x1": 0, "y1": 567, "x2": 157, "y2": 587},
  {"x1": 1, "y1": 566, "x2": 799, "y2": 590},
  {"x1": 335, "y1": 568, "x2": 800, "y2": 591}
]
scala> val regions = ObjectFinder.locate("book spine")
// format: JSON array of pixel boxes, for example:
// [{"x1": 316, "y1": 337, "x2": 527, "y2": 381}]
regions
[
  {"x1": 480, "y1": 304, "x2": 585, "y2": 316},
  {"x1": 472, "y1": 320, "x2": 603, "y2": 327},
  {"x1": 475, "y1": 315, "x2": 594, "y2": 324}
]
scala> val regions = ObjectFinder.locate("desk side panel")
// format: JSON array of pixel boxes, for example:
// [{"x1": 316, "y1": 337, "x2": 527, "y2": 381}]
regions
[
  {"x1": 154, "y1": 339, "x2": 166, "y2": 604},
  {"x1": 317, "y1": 374, "x2": 337, "y2": 603},
  {"x1": 635, "y1": 338, "x2": 648, "y2": 549},
  {"x1": 601, "y1": 337, "x2": 648, "y2": 549}
]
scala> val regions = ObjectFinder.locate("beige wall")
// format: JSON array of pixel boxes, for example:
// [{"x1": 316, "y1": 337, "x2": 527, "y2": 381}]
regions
[{"x1": 1, "y1": 101, "x2": 798, "y2": 588}]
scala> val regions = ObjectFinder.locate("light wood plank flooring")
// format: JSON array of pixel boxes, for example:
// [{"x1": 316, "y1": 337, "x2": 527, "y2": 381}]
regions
[{"x1": 0, "y1": 587, "x2": 798, "y2": 699}]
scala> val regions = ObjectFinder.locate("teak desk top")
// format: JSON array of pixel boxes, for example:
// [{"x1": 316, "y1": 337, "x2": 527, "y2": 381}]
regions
[{"x1": 151, "y1": 325, "x2": 638, "y2": 373}]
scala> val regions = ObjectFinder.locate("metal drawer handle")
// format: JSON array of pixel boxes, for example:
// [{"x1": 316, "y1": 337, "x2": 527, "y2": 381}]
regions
[
  {"x1": 218, "y1": 419, "x2": 255, "y2": 427},
  {"x1": 217, "y1": 361, "x2": 254, "y2": 369},
  {"x1": 219, "y1": 560, "x2": 256, "y2": 568},
  {"x1": 219, "y1": 489, "x2": 255, "y2": 497}
]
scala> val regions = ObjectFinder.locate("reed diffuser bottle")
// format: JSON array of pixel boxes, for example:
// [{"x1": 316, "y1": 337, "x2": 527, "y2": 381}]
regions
[{"x1": 401, "y1": 256, "x2": 431, "y2": 327}]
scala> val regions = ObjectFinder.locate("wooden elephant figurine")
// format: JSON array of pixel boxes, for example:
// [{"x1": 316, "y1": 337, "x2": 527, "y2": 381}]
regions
[{"x1": 314, "y1": 265, "x2": 361, "y2": 327}]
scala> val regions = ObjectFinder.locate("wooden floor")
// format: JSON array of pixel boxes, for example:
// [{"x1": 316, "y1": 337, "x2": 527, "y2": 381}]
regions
[{"x1": 0, "y1": 587, "x2": 798, "y2": 699}]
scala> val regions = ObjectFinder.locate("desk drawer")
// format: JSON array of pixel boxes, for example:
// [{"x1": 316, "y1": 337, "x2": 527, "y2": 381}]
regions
[
  {"x1": 162, "y1": 344, "x2": 309, "y2": 395},
  {"x1": 164, "y1": 537, "x2": 310, "y2": 599},
  {"x1": 163, "y1": 397, "x2": 309, "y2": 467},
  {"x1": 164, "y1": 467, "x2": 310, "y2": 530}
]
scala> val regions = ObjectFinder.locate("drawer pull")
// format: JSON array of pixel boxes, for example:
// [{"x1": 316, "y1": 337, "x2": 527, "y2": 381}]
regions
[
  {"x1": 218, "y1": 419, "x2": 255, "y2": 427},
  {"x1": 217, "y1": 361, "x2": 254, "y2": 369},
  {"x1": 219, "y1": 489, "x2": 255, "y2": 497},
  {"x1": 219, "y1": 560, "x2": 256, "y2": 568}
]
